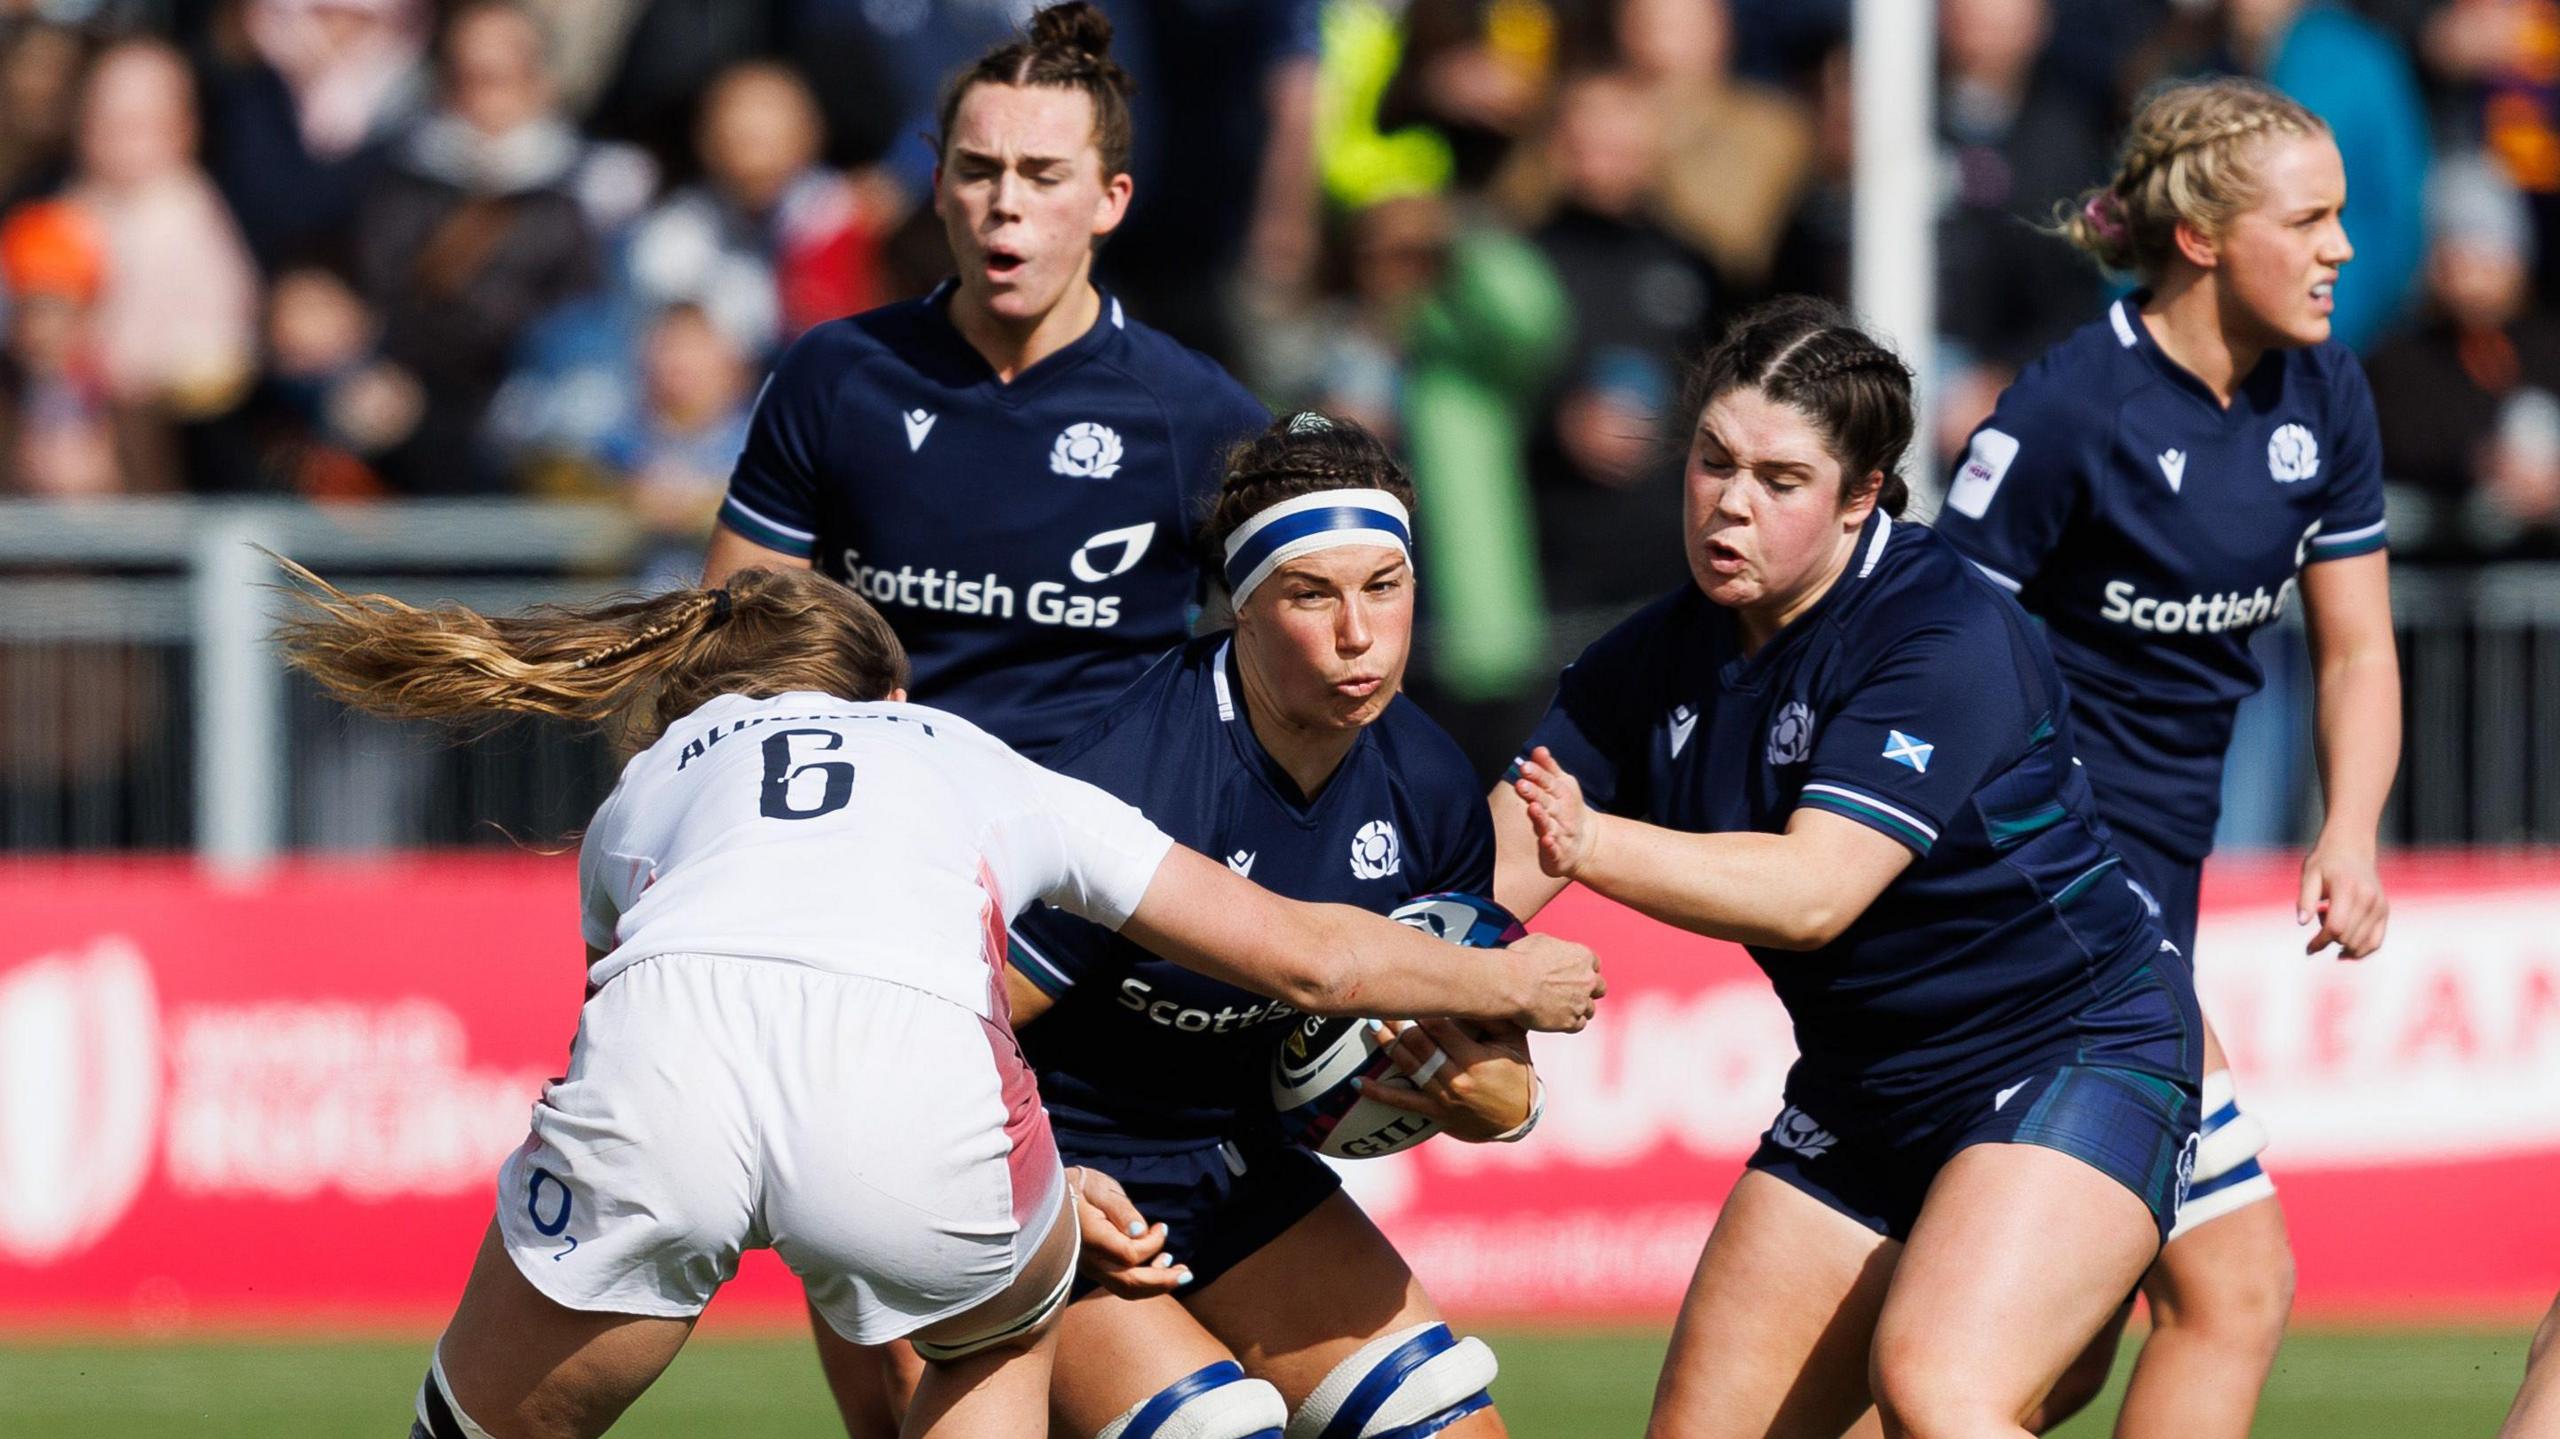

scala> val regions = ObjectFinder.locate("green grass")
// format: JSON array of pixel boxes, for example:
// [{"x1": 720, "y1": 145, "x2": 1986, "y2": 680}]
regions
[{"x1": 0, "y1": 1324, "x2": 2529, "y2": 1436}]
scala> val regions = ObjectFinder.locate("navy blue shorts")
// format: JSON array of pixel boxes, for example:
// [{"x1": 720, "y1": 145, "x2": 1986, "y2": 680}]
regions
[
  {"x1": 1056, "y1": 1128, "x2": 1341, "y2": 1296},
  {"x1": 2107, "y1": 825, "x2": 2204, "y2": 961},
  {"x1": 1749, "y1": 954, "x2": 2203, "y2": 1246}
]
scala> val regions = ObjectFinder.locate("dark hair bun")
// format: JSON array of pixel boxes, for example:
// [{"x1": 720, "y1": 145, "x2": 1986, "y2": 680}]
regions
[
  {"x1": 1029, "y1": 2, "x2": 1115, "y2": 62},
  {"x1": 938, "y1": 0, "x2": 1138, "y2": 176}
]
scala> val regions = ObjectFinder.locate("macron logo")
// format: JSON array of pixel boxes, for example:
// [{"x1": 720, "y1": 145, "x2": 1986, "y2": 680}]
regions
[
  {"x1": 2158, "y1": 448, "x2": 2186, "y2": 493},
  {"x1": 903, "y1": 408, "x2": 937, "y2": 452},
  {"x1": 1669, "y1": 704, "x2": 1699, "y2": 758},
  {"x1": 1226, "y1": 850, "x2": 1256, "y2": 878}
]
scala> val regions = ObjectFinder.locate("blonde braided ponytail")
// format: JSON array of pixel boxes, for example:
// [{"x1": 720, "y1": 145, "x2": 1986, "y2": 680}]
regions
[
  {"x1": 271, "y1": 556, "x2": 909, "y2": 748},
  {"x1": 2058, "y1": 77, "x2": 2328, "y2": 278}
]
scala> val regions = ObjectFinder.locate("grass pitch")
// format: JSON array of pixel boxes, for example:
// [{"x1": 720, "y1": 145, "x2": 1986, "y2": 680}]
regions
[{"x1": 0, "y1": 1324, "x2": 2528, "y2": 1436}]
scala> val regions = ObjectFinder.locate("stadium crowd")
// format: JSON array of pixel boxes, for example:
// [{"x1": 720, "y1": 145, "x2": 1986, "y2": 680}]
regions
[{"x1": 0, "y1": 0, "x2": 2549, "y2": 735}]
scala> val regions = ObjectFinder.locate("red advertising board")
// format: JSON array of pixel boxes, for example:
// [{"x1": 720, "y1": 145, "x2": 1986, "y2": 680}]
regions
[{"x1": 0, "y1": 853, "x2": 2554, "y2": 1333}]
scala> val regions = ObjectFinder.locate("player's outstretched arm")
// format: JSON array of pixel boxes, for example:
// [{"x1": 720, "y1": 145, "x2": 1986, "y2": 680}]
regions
[
  {"x1": 1120, "y1": 843, "x2": 1604, "y2": 1032},
  {"x1": 1510, "y1": 746, "x2": 1912, "y2": 951}
]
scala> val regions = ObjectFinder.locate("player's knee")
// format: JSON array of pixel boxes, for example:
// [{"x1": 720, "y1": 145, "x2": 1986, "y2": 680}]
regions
[
  {"x1": 1868, "y1": 1336, "x2": 1974, "y2": 1439},
  {"x1": 2152, "y1": 1243, "x2": 2294, "y2": 1356},
  {"x1": 1094, "y1": 1361, "x2": 1287, "y2": 1439},
  {"x1": 411, "y1": 1353, "x2": 497, "y2": 1439},
  {"x1": 1285, "y1": 1321, "x2": 1497, "y2": 1439}
]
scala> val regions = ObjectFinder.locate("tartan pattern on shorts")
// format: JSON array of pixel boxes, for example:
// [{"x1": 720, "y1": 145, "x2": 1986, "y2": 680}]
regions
[{"x1": 2004, "y1": 1064, "x2": 2196, "y2": 1225}]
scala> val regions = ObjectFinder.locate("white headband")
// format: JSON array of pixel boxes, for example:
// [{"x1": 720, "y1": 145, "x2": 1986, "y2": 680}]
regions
[{"x1": 1221, "y1": 488, "x2": 1414, "y2": 607}]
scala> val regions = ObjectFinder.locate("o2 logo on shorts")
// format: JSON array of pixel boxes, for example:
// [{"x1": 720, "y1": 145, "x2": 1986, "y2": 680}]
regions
[
  {"x1": 1767, "y1": 1105, "x2": 1836, "y2": 1159},
  {"x1": 2266, "y1": 423, "x2": 2319, "y2": 483},
  {"x1": 2174, "y1": 1130, "x2": 2202, "y2": 1209},
  {"x1": 1348, "y1": 820, "x2": 1402, "y2": 880},
  {"x1": 1050, "y1": 421, "x2": 1125, "y2": 479},
  {"x1": 1766, "y1": 701, "x2": 1815, "y2": 766},
  {"x1": 527, "y1": 1166, "x2": 579, "y2": 1260}
]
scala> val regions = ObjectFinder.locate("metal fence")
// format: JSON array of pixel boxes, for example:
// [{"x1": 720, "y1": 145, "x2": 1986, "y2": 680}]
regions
[
  {"x1": 0, "y1": 499, "x2": 645, "y2": 875},
  {"x1": 0, "y1": 499, "x2": 2553, "y2": 869}
]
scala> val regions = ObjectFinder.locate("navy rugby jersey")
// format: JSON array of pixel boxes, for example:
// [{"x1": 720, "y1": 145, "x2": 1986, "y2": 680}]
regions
[
  {"x1": 1010, "y1": 636, "x2": 1494, "y2": 1154},
  {"x1": 718, "y1": 283, "x2": 1268, "y2": 754},
  {"x1": 1936, "y1": 296, "x2": 2387, "y2": 859},
  {"x1": 1528, "y1": 513, "x2": 2181, "y2": 1103}
]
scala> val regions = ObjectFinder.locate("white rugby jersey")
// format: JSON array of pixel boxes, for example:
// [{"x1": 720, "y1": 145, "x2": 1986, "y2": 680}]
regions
[{"x1": 578, "y1": 691, "x2": 1176, "y2": 1017}]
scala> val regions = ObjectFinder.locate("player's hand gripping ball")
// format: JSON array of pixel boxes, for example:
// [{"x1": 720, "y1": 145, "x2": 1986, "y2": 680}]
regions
[{"x1": 1271, "y1": 892, "x2": 1528, "y2": 1158}]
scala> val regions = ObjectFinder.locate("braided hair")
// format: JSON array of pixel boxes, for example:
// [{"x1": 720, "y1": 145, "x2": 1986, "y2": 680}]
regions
[
  {"x1": 2058, "y1": 77, "x2": 2328, "y2": 280},
  {"x1": 1199, "y1": 412, "x2": 1418, "y2": 581},
  {"x1": 272, "y1": 560, "x2": 909, "y2": 750},
  {"x1": 936, "y1": 2, "x2": 1138, "y2": 178},
  {"x1": 1685, "y1": 296, "x2": 1916, "y2": 517}
]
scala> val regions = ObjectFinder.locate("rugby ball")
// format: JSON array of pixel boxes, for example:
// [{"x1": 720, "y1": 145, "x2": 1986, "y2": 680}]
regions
[{"x1": 1272, "y1": 892, "x2": 1528, "y2": 1159}]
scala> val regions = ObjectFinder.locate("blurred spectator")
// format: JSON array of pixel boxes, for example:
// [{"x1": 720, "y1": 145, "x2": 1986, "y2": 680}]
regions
[
  {"x1": 0, "y1": 22, "x2": 84, "y2": 208},
  {"x1": 624, "y1": 60, "x2": 885, "y2": 358},
  {"x1": 202, "y1": 0, "x2": 429, "y2": 272},
  {"x1": 2414, "y1": 0, "x2": 2560, "y2": 305},
  {"x1": 1382, "y1": 0, "x2": 1560, "y2": 193},
  {"x1": 353, "y1": 0, "x2": 598, "y2": 494},
  {"x1": 1249, "y1": 192, "x2": 1451, "y2": 439},
  {"x1": 0, "y1": 198, "x2": 171, "y2": 496},
  {"x1": 1516, "y1": 0, "x2": 1812, "y2": 291},
  {"x1": 2223, "y1": 0, "x2": 2432, "y2": 350},
  {"x1": 1932, "y1": 0, "x2": 2112, "y2": 461},
  {"x1": 247, "y1": 261, "x2": 421, "y2": 497},
  {"x1": 67, "y1": 39, "x2": 260, "y2": 424},
  {"x1": 1315, "y1": 0, "x2": 1460, "y2": 209},
  {"x1": 601, "y1": 302, "x2": 754, "y2": 588},
  {"x1": 1520, "y1": 67, "x2": 1708, "y2": 611},
  {"x1": 2367, "y1": 155, "x2": 2560, "y2": 558},
  {"x1": 0, "y1": 193, "x2": 175, "y2": 850}
]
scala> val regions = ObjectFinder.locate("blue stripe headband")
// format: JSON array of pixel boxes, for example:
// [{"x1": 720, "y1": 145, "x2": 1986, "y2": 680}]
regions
[{"x1": 1221, "y1": 488, "x2": 1414, "y2": 606}]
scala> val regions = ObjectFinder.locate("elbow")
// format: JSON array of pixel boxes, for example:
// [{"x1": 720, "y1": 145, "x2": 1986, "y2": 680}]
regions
[
  {"x1": 1276, "y1": 911, "x2": 1367, "y2": 1015},
  {"x1": 1764, "y1": 904, "x2": 1849, "y2": 952},
  {"x1": 1282, "y1": 953, "x2": 1361, "y2": 1016}
]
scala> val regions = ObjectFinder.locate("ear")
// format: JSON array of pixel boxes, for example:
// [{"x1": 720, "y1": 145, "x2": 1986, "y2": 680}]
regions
[
  {"x1": 1840, "y1": 470, "x2": 1883, "y2": 529},
  {"x1": 888, "y1": 687, "x2": 909, "y2": 703},
  {"x1": 1093, "y1": 169, "x2": 1134, "y2": 238},
  {"x1": 2172, "y1": 216, "x2": 2219, "y2": 271}
]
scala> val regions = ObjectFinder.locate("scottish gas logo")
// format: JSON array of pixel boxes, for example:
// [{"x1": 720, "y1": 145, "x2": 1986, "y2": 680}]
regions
[{"x1": 840, "y1": 523, "x2": 1157, "y2": 630}]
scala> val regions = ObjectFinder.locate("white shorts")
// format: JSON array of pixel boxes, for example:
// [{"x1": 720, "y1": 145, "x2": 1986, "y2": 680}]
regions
[{"x1": 495, "y1": 953, "x2": 1064, "y2": 1344}]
